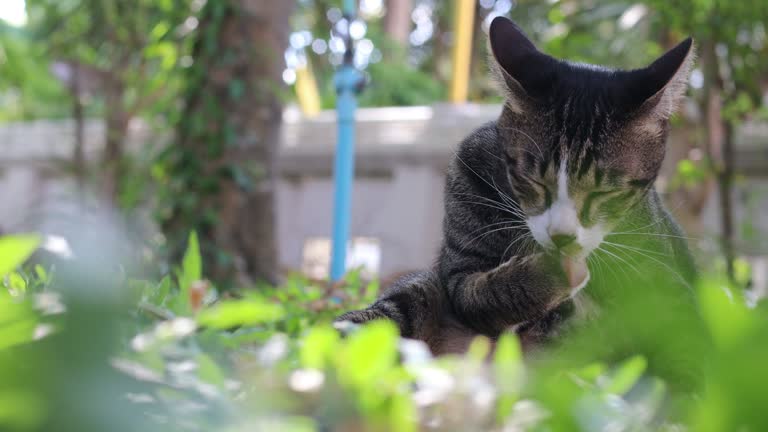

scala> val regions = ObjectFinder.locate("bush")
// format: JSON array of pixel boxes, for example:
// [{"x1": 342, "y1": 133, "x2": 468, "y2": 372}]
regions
[{"x1": 1, "y1": 232, "x2": 767, "y2": 431}]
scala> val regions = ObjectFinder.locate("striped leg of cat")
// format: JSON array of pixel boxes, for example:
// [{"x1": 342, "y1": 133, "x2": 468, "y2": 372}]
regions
[
  {"x1": 444, "y1": 253, "x2": 570, "y2": 337},
  {"x1": 334, "y1": 271, "x2": 442, "y2": 339}
]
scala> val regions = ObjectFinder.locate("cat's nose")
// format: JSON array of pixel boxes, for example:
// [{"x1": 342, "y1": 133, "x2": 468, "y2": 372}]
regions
[{"x1": 550, "y1": 233, "x2": 577, "y2": 249}]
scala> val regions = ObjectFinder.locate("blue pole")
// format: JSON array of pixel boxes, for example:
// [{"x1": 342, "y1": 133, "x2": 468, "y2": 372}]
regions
[
  {"x1": 342, "y1": 0, "x2": 356, "y2": 15},
  {"x1": 330, "y1": 1, "x2": 363, "y2": 281}
]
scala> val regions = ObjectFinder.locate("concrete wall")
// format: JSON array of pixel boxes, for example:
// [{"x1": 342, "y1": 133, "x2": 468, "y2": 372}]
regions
[
  {"x1": 1, "y1": 105, "x2": 766, "y2": 281},
  {"x1": 277, "y1": 164, "x2": 445, "y2": 277}
]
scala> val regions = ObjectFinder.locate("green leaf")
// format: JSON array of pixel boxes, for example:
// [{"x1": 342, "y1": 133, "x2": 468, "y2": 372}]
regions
[
  {"x1": 0, "y1": 295, "x2": 37, "y2": 350},
  {"x1": 364, "y1": 279, "x2": 380, "y2": 302},
  {"x1": 196, "y1": 353, "x2": 226, "y2": 387},
  {"x1": 698, "y1": 277, "x2": 754, "y2": 348},
  {"x1": 7, "y1": 272, "x2": 26, "y2": 295},
  {"x1": 389, "y1": 392, "x2": 416, "y2": 432},
  {"x1": 603, "y1": 355, "x2": 647, "y2": 395},
  {"x1": 467, "y1": 336, "x2": 491, "y2": 363},
  {"x1": 180, "y1": 231, "x2": 202, "y2": 292},
  {"x1": 338, "y1": 320, "x2": 398, "y2": 388},
  {"x1": 494, "y1": 333, "x2": 523, "y2": 421},
  {"x1": 34, "y1": 265, "x2": 48, "y2": 285},
  {"x1": 301, "y1": 325, "x2": 340, "y2": 369},
  {"x1": 151, "y1": 276, "x2": 172, "y2": 305},
  {"x1": 197, "y1": 299, "x2": 284, "y2": 329},
  {"x1": 548, "y1": 7, "x2": 566, "y2": 24},
  {"x1": 0, "y1": 235, "x2": 41, "y2": 277},
  {"x1": 0, "y1": 390, "x2": 45, "y2": 430},
  {"x1": 575, "y1": 362, "x2": 607, "y2": 383},
  {"x1": 144, "y1": 41, "x2": 177, "y2": 70},
  {"x1": 494, "y1": 333, "x2": 523, "y2": 383},
  {"x1": 149, "y1": 22, "x2": 171, "y2": 41},
  {"x1": 733, "y1": 258, "x2": 752, "y2": 287}
]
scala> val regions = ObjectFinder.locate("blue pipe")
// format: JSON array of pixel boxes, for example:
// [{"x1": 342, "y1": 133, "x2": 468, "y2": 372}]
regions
[{"x1": 330, "y1": 1, "x2": 363, "y2": 281}]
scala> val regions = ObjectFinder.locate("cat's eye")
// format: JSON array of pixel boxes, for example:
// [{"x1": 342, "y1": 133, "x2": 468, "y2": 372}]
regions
[
  {"x1": 587, "y1": 190, "x2": 618, "y2": 199},
  {"x1": 530, "y1": 179, "x2": 553, "y2": 208},
  {"x1": 580, "y1": 190, "x2": 618, "y2": 224},
  {"x1": 601, "y1": 192, "x2": 636, "y2": 214}
]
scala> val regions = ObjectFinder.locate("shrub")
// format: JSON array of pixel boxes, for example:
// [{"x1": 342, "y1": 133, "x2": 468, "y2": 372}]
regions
[{"x1": 1, "y1": 232, "x2": 767, "y2": 431}]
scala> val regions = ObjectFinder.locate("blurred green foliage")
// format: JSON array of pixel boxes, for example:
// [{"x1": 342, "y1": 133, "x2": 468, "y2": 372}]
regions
[
  {"x1": 23, "y1": 0, "x2": 193, "y2": 119},
  {"x1": 2, "y1": 0, "x2": 767, "y2": 115},
  {"x1": 0, "y1": 22, "x2": 68, "y2": 121},
  {"x1": 2, "y1": 232, "x2": 768, "y2": 431},
  {"x1": 1, "y1": 1, "x2": 768, "y2": 428}
]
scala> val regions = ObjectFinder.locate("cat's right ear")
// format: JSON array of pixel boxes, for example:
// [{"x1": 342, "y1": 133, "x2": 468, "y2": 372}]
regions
[{"x1": 488, "y1": 17, "x2": 556, "y2": 113}]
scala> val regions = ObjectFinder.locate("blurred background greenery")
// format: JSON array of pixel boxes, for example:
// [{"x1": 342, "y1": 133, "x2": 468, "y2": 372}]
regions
[{"x1": 1, "y1": 0, "x2": 768, "y2": 431}]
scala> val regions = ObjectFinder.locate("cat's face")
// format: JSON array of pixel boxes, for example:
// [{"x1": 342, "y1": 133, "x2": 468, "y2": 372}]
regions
[
  {"x1": 489, "y1": 17, "x2": 693, "y2": 258},
  {"x1": 504, "y1": 122, "x2": 659, "y2": 259}
]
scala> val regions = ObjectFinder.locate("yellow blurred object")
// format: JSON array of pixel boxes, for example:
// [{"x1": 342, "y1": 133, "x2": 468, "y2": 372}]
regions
[
  {"x1": 450, "y1": 0, "x2": 476, "y2": 104},
  {"x1": 295, "y1": 61, "x2": 321, "y2": 117}
]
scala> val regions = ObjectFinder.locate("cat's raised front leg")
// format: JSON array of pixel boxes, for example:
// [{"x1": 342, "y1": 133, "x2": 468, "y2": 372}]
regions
[{"x1": 445, "y1": 253, "x2": 574, "y2": 336}]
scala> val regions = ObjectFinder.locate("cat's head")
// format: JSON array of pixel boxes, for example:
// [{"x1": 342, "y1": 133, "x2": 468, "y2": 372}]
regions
[{"x1": 489, "y1": 17, "x2": 694, "y2": 259}]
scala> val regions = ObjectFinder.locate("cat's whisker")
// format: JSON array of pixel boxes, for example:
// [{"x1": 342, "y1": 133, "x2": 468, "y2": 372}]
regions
[
  {"x1": 478, "y1": 145, "x2": 505, "y2": 163},
  {"x1": 591, "y1": 249, "x2": 619, "y2": 284},
  {"x1": 601, "y1": 240, "x2": 669, "y2": 257},
  {"x1": 499, "y1": 233, "x2": 534, "y2": 264},
  {"x1": 453, "y1": 152, "x2": 524, "y2": 217},
  {"x1": 592, "y1": 249, "x2": 622, "y2": 285},
  {"x1": 460, "y1": 229, "x2": 530, "y2": 255},
  {"x1": 487, "y1": 173, "x2": 527, "y2": 216},
  {"x1": 601, "y1": 244, "x2": 648, "y2": 279},
  {"x1": 489, "y1": 193, "x2": 528, "y2": 219},
  {"x1": 595, "y1": 246, "x2": 639, "y2": 279},
  {"x1": 490, "y1": 177, "x2": 527, "y2": 214},
  {"x1": 459, "y1": 225, "x2": 529, "y2": 252},
  {"x1": 590, "y1": 250, "x2": 607, "y2": 275},
  {"x1": 448, "y1": 191, "x2": 521, "y2": 212},
  {"x1": 586, "y1": 254, "x2": 603, "y2": 280},
  {"x1": 449, "y1": 199, "x2": 526, "y2": 219},
  {"x1": 603, "y1": 242, "x2": 679, "y2": 276},
  {"x1": 586, "y1": 254, "x2": 605, "y2": 287},
  {"x1": 606, "y1": 232, "x2": 699, "y2": 241},
  {"x1": 612, "y1": 201, "x2": 688, "y2": 235},
  {"x1": 449, "y1": 191, "x2": 526, "y2": 218},
  {"x1": 451, "y1": 193, "x2": 514, "y2": 212},
  {"x1": 497, "y1": 122, "x2": 544, "y2": 159},
  {"x1": 616, "y1": 218, "x2": 666, "y2": 235},
  {"x1": 464, "y1": 220, "x2": 528, "y2": 238},
  {"x1": 601, "y1": 242, "x2": 688, "y2": 287},
  {"x1": 491, "y1": 136, "x2": 542, "y2": 163},
  {"x1": 597, "y1": 254, "x2": 614, "y2": 284}
]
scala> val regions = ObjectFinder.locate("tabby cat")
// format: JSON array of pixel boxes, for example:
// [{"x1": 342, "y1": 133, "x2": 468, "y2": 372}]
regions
[{"x1": 336, "y1": 17, "x2": 696, "y2": 355}]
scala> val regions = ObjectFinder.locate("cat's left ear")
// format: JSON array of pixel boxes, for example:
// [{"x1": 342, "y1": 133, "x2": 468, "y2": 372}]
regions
[
  {"x1": 627, "y1": 38, "x2": 696, "y2": 121},
  {"x1": 487, "y1": 17, "x2": 558, "y2": 113}
]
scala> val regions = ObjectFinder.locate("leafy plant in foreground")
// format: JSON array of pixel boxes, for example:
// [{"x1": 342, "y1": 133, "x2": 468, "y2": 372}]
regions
[{"x1": 1, "y1": 232, "x2": 768, "y2": 431}]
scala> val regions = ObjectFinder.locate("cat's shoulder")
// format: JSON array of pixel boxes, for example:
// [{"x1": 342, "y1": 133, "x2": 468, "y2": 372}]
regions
[
  {"x1": 450, "y1": 121, "x2": 501, "y2": 175},
  {"x1": 457, "y1": 121, "x2": 500, "y2": 153}
]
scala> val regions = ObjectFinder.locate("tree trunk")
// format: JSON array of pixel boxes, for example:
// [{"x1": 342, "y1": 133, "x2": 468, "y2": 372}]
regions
[
  {"x1": 71, "y1": 63, "x2": 86, "y2": 196},
  {"x1": 102, "y1": 79, "x2": 129, "y2": 203},
  {"x1": 163, "y1": 0, "x2": 293, "y2": 287},
  {"x1": 719, "y1": 120, "x2": 736, "y2": 282},
  {"x1": 384, "y1": 0, "x2": 413, "y2": 45},
  {"x1": 700, "y1": 36, "x2": 737, "y2": 282}
]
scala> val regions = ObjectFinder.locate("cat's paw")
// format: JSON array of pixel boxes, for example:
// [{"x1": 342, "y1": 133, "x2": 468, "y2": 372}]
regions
[
  {"x1": 514, "y1": 253, "x2": 569, "y2": 294},
  {"x1": 514, "y1": 253, "x2": 587, "y2": 306},
  {"x1": 561, "y1": 256, "x2": 590, "y2": 296}
]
